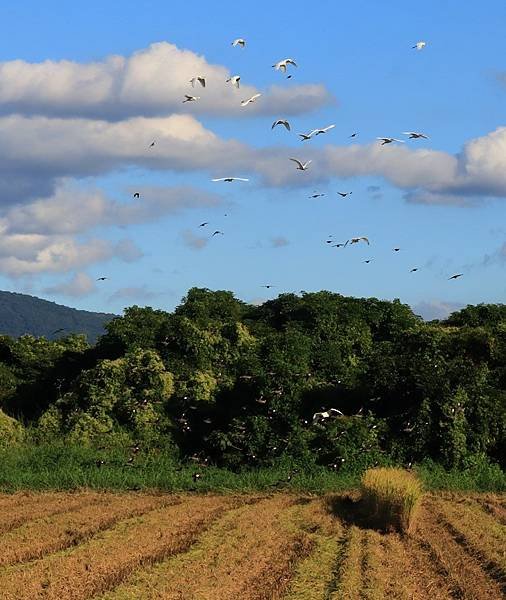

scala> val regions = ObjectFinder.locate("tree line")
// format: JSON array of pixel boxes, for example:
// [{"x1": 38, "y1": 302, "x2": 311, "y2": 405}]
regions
[{"x1": 0, "y1": 288, "x2": 505, "y2": 473}]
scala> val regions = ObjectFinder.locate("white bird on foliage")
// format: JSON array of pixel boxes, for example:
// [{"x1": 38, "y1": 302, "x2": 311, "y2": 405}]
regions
[
  {"x1": 272, "y1": 119, "x2": 290, "y2": 131},
  {"x1": 377, "y1": 137, "x2": 405, "y2": 145},
  {"x1": 232, "y1": 38, "x2": 246, "y2": 47},
  {"x1": 183, "y1": 94, "x2": 200, "y2": 103},
  {"x1": 402, "y1": 131, "x2": 429, "y2": 139},
  {"x1": 272, "y1": 58, "x2": 297, "y2": 72},
  {"x1": 345, "y1": 237, "x2": 370, "y2": 247},
  {"x1": 212, "y1": 177, "x2": 249, "y2": 183},
  {"x1": 226, "y1": 75, "x2": 241, "y2": 88},
  {"x1": 289, "y1": 158, "x2": 312, "y2": 171},
  {"x1": 189, "y1": 76, "x2": 206, "y2": 88},
  {"x1": 241, "y1": 93, "x2": 261, "y2": 107},
  {"x1": 312, "y1": 408, "x2": 344, "y2": 425},
  {"x1": 413, "y1": 41, "x2": 426, "y2": 50}
]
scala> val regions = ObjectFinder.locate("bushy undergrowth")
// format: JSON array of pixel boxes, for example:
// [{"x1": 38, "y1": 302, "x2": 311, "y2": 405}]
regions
[{"x1": 361, "y1": 467, "x2": 423, "y2": 533}]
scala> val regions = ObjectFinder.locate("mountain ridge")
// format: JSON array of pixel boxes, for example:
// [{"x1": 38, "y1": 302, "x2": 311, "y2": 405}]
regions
[{"x1": 0, "y1": 290, "x2": 116, "y2": 343}]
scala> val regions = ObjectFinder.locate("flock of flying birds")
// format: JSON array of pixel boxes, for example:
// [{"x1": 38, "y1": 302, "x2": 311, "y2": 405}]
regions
[{"x1": 94, "y1": 36, "x2": 463, "y2": 288}]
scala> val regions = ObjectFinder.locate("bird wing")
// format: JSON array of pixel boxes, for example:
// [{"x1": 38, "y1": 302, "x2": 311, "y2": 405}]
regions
[
  {"x1": 272, "y1": 120, "x2": 280, "y2": 129},
  {"x1": 303, "y1": 160, "x2": 313, "y2": 168},
  {"x1": 286, "y1": 59, "x2": 297, "y2": 66},
  {"x1": 328, "y1": 408, "x2": 344, "y2": 417},
  {"x1": 251, "y1": 93, "x2": 261, "y2": 101},
  {"x1": 283, "y1": 121, "x2": 290, "y2": 130},
  {"x1": 198, "y1": 77, "x2": 206, "y2": 87},
  {"x1": 233, "y1": 178, "x2": 249, "y2": 182},
  {"x1": 289, "y1": 158, "x2": 304, "y2": 169},
  {"x1": 189, "y1": 78, "x2": 195, "y2": 87},
  {"x1": 211, "y1": 178, "x2": 227, "y2": 181},
  {"x1": 361, "y1": 237, "x2": 370, "y2": 244},
  {"x1": 377, "y1": 137, "x2": 390, "y2": 142},
  {"x1": 321, "y1": 124, "x2": 336, "y2": 132}
]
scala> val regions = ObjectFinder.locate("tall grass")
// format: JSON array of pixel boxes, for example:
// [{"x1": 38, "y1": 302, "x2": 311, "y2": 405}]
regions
[
  {"x1": 0, "y1": 443, "x2": 360, "y2": 493},
  {"x1": 361, "y1": 467, "x2": 423, "y2": 533}
]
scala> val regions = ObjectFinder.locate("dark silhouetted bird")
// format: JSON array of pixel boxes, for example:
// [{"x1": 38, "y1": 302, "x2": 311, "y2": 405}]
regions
[
  {"x1": 212, "y1": 230, "x2": 224, "y2": 236},
  {"x1": 337, "y1": 191, "x2": 352, "y2": 197},
  {"x1": 133, "y1": 192, "x2": 140, "y2": 198},
  {"x1": 199, "y1": 222, "x2": 208, "y2": 227},
  {"x1": 96, "y1": 277, "x2": 108, "y2": 281},
  {"x1": 448, "y1": 273, "x2": 463, "y2": 280}
]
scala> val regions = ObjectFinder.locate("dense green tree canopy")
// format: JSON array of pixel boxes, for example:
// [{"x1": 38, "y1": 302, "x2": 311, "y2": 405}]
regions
[{"x1": 0, "y1": 288, "x2": 504, "y2": 471}]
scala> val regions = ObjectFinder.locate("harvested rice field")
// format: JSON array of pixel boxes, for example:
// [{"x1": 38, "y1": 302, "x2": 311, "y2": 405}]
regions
[{"x1": 0, "y1": 491, "x2": 503, "y2": 599}]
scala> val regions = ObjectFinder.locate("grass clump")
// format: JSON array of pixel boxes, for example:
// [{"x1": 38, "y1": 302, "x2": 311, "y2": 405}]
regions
[{"x1": 361, "y1": 467, "x2": 423, "y2": 533}]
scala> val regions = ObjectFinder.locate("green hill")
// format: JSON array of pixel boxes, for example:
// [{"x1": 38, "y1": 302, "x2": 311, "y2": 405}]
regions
[{"x1": 0, "y1": 291, "x2": 115, "y2": 343}]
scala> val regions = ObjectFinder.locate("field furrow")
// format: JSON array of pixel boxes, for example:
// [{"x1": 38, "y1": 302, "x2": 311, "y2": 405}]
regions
[
  {"x1": 0, "y1": 493, "x2": 171, "y2": 566},
  {"x1": 0, "y1": 495, "x2": 235, "y2": 600},
  {"x1": 283, "y1": 497, "x2": 344, "y2": 600},
  {"x1": 327, "y1": 525, "x2": 365, "y2": 600},
  {"x1": 99, "y1": 494, "x2": 315, "y2": 600},
  {"x1": 0, "y1": 492, "x2": 103, "y2": 534},
  {"x1": 414, "y1": 502, "x2": 504, "y2": 600},
  {"x1": 434, "y1": 497, "x2": 506, "y2": 571},
  {"x1": 474, "y1": 496, "x2": 506, "y2": 526}
]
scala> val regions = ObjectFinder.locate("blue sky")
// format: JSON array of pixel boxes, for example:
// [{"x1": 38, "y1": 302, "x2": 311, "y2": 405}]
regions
[{"x1": 0, "y1": 0, "x2": 505, "y2": 319}]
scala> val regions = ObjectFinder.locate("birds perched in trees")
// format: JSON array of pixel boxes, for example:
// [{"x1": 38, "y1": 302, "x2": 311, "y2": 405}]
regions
[
  {"x1": 413, "y1": 41, "x2": 426, "y2": 50},
  {"x1": 337, "y1": 191, "x2": 352, "y2": 197},
  {"x1": 272, "y1": 119, "x2": 290, "y2": 131},
  {"x1": 272, "y1": 58, "x2": 297, "y2": 72},
  {"x1": 232, "y1": 38, "x2": 246, "y2": 47},
  {"x1": 448, "y1": 273, "x2": 463, "y2": 280},
  {"x1": 211, "y1": 177, "x2": 249, "y2": 182},
  {"x1": 189, "y1": 76, "x2": 206, "y2": 88},
  {"x1": 183, "y1": 94, "x2": 200, "y2": 103},
  {"x1": 403, "y1": 131, "x2": 429, "y2": 139},
  {"x1": 241, "y1": 93, "x2": 261, "y2": 106},
  {"x1": 377, "y1": 137, "x2": 405, "y2": 145},
  {"x1": 345, "y1": 237, "x2": 369, "y2": 246},
  {"x1": 226, "y1": 75, "x2": 241, "y2": 88},
  {"x1": 289, "y1": 158, "x2": 312, "y2": 171}
]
